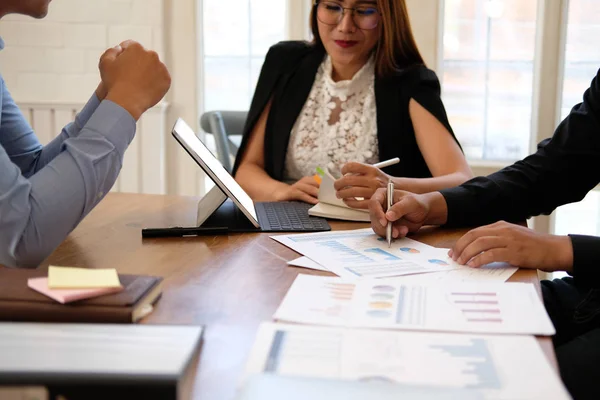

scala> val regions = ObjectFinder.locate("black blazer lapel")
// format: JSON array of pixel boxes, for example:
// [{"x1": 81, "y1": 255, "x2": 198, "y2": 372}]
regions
[{"x1": 267, "y1": 47, "x2": 325, "y2": 180}]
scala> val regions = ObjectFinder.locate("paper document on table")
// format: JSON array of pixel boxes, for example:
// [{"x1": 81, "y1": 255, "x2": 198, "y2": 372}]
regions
[
  {"x1": 287, "y1": 257, "x2": 329, "y2": 272},
  {"x1": 288, "y1": 251, "x2": 518, "y2": 283},
  {"x1": 389, "y1": 248, "x2": 518, "y2": 284},
  {"x1": 275, "y1": 276, "x2": 355, "y2": 326},
  {"x1": 272, "y1": 229, "x2": 459, "y2": 279},
  {"x1": 274, "y1": 275, "x2": 555, "y2": 335},
  {"x1": 243, "y1": 323, "x2": 571, "y2": 400}
]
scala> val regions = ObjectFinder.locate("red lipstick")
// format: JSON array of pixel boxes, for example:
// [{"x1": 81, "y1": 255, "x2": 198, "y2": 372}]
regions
[{"x1": 335, "y1": 40, "x2": 358, "y2": 49}]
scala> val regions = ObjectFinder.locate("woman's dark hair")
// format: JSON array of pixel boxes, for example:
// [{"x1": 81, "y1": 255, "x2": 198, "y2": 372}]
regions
[{"x1": 310, "y1": 0, "x2": 426, "y2": 77}]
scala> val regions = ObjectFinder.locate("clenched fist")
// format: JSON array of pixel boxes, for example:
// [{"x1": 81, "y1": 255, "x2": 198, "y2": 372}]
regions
[{"x1": 99, "y1": 40, "x2": 171, "y2": 120}]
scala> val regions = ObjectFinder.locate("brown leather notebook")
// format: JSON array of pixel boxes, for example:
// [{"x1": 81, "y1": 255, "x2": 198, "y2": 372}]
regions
[{"x1": 0, "y1": 269, "x2": 163, "y2": 323}]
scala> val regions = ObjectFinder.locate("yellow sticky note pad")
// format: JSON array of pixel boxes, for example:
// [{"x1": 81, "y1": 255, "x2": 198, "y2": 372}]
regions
[{"x1": 48, "y1": 266, "x2": 121, "y2": 289}]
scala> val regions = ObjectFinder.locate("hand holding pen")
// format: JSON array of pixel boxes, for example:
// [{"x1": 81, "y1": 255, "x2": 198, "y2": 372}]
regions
[
  {"x1": 386, "y1": 180, "x2": 394, "y2": 247},
  {"x1": 334, "y1": 157, "x2": 400, "y2": 210}
]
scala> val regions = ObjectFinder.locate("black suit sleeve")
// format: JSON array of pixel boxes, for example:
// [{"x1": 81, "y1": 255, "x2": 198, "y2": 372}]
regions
[
  {"x1": 440, "y1": 68, "x2": 600, "y2": 281},
  {"x1": 569, "y1": 235, "x2": 600, "y2": 284}
]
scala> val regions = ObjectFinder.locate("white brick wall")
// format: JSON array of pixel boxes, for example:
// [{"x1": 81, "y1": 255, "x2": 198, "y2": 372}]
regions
[{"x1": 0, "y1": 0, "x2": 165, "y2": 103}]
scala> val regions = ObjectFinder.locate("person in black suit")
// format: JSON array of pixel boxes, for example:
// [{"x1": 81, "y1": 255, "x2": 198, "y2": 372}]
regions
[{"x1": 369, "y1": 68, "x2": 600, "y2": 400}]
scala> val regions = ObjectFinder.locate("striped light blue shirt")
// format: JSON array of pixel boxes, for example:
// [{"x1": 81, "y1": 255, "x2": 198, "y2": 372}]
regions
[{"x1": 0, "y1": 37, "x2": 136, "y2": 268}]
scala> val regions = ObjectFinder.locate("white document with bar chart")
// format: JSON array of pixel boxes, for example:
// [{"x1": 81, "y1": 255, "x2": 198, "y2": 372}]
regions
[
  {"x1": 272, "y1": 229, "x2": 459, "y2": 279},
  {"x1": 287, "y1": 254, "x2": 518, "y2": 283},
  {"x1": 274, "y1": 275, "x2": 555, "y2": 336},
  {"x1": 243, "y1": 323, "x2": 570, "y2": 400}
]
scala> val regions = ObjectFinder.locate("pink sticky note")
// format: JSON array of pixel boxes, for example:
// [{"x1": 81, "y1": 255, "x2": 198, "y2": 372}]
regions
[{"x1": 28, "y1": 277, "x2": 124, "y2": 304}]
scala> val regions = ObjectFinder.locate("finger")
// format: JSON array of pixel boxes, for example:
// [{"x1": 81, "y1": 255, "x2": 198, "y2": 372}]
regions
[
  {"x1": 451, "y1": 225, "x2": 501, "y2": 262},
  {"x1": 297, "y1": 192, "x2": 319, "y2": 205},
  {"x1": 385, "y1": 196, "x2": 420, "y2": 222},
  {"x1": 119, "y1": 39, "x2": 140, "y2": 50},
  {"x1": 300, "y1": 176, "x2": 320, "y2": 188},
  {"x1": 334, "y1": 175, "x2": 372, "y2": 191},
  {"x1": 466, "y1": 249, "x2": 511, "y2": 268},
  {"x1": 456, "y1": 236, "x2": 508, "y2": 265},
  {"x1": 393, "y1": 218, "x2": 422, "y2": 236},
  {"x1": 391, "y1": 189, "x2": 413, "y2": 204},
  {"x1": 99, "y1": 47, "x2": 121, "y2": 68},
  {"x1": 371, "y1": 220, "x2": 387, "y2": 238},
  {"x1": 296, "y1": 183, "x2": 319, "y2": 198},
  {"x1": 369, "y1": 188, "x2": 388, "y2": 227},
  {"x1": 343, "y1": 199, "x2": 370, "y2": 210},
  {"x1": 341, "y1": 162, "x2": 370, "y2": 176},
  {"x1": 337, "y1": 187, "x2": 373, "y2": 200},
  {"x1": 391, "y1": 225, "x2": 409, "y2": 239}
]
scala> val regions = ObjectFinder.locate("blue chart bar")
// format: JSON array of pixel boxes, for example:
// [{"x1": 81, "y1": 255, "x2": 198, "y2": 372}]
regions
[
  {"x1": 289, "y1": 232, "x2": 372, "y2": 243},
  {"x1": 264, "y1": 331, "x2": 286, "y2": 373},
  {"x1": 364, "y1": 248, "x2": 401, "y2": 261},
  {"x1": 430, "y1": 339, "x2": 501, "y2": 389},
  {"x1": 318, "y1": 241, "x2": 373, "y2": 263}
]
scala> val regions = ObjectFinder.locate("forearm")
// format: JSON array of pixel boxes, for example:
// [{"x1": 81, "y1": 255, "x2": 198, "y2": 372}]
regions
[
  {"x1": 392, "y1": 171, "x2": 472, "y2": 195},
  {"x1": 0, "y1": 100, "x2": 135, "y2": 268},
  {"x1": 235, "y1": 163, "x2": 289, "y2": 202},
  {"x1": 31, "y1": 93, "x2": 102, "y2": 173}
]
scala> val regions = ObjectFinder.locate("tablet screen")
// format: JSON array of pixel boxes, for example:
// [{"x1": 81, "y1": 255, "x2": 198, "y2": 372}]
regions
[{"x1": 171, "y1": 118, "x2": 259, "y2": 227}]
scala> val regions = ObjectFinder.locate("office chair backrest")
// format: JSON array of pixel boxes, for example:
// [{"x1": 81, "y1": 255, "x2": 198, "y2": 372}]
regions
[{"x1": 200, "y1": 111, "x2": 247, "y2": 173}]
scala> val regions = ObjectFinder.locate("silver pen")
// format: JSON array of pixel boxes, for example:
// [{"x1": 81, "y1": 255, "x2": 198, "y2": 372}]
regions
[{"x1": 386, "y1": 180, "x2": 394, "y2": 248}]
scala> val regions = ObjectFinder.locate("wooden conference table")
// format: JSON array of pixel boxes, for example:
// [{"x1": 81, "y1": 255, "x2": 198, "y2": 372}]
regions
[{"x1": 45, "y1": 193, "x2": 557, "y2": 400}]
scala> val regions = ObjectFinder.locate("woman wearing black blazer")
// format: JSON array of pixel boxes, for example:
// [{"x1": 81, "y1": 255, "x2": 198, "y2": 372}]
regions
[{"x1": 233, "y1": 0, "x2": 472, "y2": 208}]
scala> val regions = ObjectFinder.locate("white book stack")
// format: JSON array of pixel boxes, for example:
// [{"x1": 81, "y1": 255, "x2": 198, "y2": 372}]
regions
[{"x1": 0, "y1": 323, "x2": 203, "y2": 400}]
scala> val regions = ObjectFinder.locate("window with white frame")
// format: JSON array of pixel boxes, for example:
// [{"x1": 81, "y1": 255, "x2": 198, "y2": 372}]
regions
[
  {"x1": 442, "y1": 0, "x2": 539, "y2": 161},
  {"x1": 554, "y1": 0, "x2": 600, "y2": 236},
  {"x1": 559, "y1": 0, "x2": 600, "y2": 119},
  {"x1": 202, "y1": 0, "x2": 287, "y2": 112}
]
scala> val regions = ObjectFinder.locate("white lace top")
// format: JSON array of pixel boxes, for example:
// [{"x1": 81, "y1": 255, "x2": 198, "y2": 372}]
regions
[{"x1": 283, "y1": 55, "x2": 379, "y2": 181}]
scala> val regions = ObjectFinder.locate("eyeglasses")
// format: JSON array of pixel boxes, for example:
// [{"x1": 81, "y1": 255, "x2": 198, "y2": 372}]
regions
[{"x1": 315, "y1": 1, "x2": 380, "y2": 30}]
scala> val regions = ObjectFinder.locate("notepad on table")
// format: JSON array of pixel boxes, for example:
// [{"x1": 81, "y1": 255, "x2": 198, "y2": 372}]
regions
[
  {"x1": 28, "y1": 277, "x2": 124, "y2": 304},
  {"x1": 48, "y1": 266, "x2": 121, "y2": 289},
  {"x1": 308, "y1": 167, "x2": 370, "y2": 222}
]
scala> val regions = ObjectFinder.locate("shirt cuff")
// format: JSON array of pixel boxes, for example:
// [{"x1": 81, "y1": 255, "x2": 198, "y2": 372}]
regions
[
  {"x1": 84, "y1": 100, "x2": 136, "y2": 158},
  {"x1": 75, "y1": 93, "x2": 102, "y2": 130},
  {"x1": 569, "y1": 234, "x2": 600, "y2": 285},
  {"x1": 439, "y1": 186, "x2": 480, "y2": 228}
]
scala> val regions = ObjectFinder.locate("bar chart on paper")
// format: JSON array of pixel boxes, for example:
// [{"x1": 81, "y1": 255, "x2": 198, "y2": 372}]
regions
[
  {"x1": 246, "y1": 324, "x2": 572, "y2": 400},
  {"x1": 451, "y1": 291, "x2": 503, "y2": 323},
  {"x1": 274, "y1": 275, "x2": 357, "y2": 327},
  {"x1": 351, "y1": 282, "x2": 555, "y2": 335},
  {"x1": 357, "y1": 287, "x2": 504, "y2": 326},
  {"x1": 263, "y1": 329, "x2": 503, "y2": 390},
  {"x1": 271, "y1": 229, "x2": 455, "y2": 279}
]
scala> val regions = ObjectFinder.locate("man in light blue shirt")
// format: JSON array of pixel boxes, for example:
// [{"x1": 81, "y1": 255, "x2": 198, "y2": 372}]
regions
[{"x1": 0, "y1": 0, "x2": 171, "y2": 267}]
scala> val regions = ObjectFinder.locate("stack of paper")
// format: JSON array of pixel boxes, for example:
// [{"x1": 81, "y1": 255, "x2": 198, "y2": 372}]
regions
[
  {"x1": 274, "y1": 228, "x2": 518, "y2": 281},
  {"x1": 28, "y1": 266, "x2": 124, "y2": 304},
  {"x1": 254, "y1": 229, "x2": 567, "y2": 399}
]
